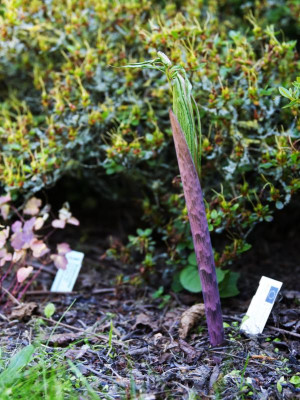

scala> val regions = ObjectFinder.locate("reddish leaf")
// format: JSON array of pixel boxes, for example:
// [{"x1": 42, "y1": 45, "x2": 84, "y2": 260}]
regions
[
  {"x1": 34, "y1": 217, "x2": 45, "y2": 230},
  {"x1": 67, "y1": 216, "x2": 80, "y2": 226},
  {"x1": 12, "y1": 220, "x2": 22, "y2": 233},
  {"x1": 0, "y1": 248, "x2": 12, "y2": 267},
  {"x1": 30, "y1": 239, "x2": 50, "y2": 258},
  {"x1": 1, "y1": 204, "x2": 10, "y2": 220},
  {"x1": 12, "y1": 249, "x2": 26, "y2": 263},
  {"x1": 0, "y1": 227, "x2": 9, "y2": 248},
  {"x1": 0, "y1": 193, "x2": 11, "y2": 206},
  {"x1": 51, "y1": 254, "x2": 68, "y2": 270},
  {"x1": 52, "y1": 219, "x2": 66, "y2": 229},
  {"x1": 23, "y1": 197, "x2": 42, "y2": 216},
  {"x1": 59, "y1": 207, "x2": 72, "y2": 221},
  {"x1": 57, "y1": 242, "x2": 71, "y2": 255},
  {"x1": 17, "y1": 266, "x2": 33, "y2": 283},
  {"x1": 11, "y1": 218, "x2": 36, "y2": 250}
]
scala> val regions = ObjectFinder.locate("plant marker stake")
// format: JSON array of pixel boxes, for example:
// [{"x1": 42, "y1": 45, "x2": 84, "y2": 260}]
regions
[{"x1": 170, "y1": 110, "x2": 224, "y2": 346}]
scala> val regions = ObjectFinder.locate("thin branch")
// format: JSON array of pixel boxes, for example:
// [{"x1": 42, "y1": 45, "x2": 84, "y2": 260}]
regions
[
  {"x1": 268, "y1": 326, "x2": 300, "y2": 339},
  {"x1": 39, "y1": 316, "x2": 124, "y2": 346},
  {"x1": 1, "y1": 286, "x2": 21, "y2": 305}
]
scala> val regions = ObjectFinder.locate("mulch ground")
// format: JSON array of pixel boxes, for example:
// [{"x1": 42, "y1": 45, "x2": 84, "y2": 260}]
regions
[{"x1": 0, "y1": 202, "x2": 299, "y2": 399}]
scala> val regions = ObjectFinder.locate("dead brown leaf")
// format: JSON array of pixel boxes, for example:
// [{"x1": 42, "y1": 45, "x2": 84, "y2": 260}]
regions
[
  {"x1": 132, "y1": 313, "x2": 158, "y2": 331},
  {"x1": 179, "y1": 303, "x2": 205, "y2": 339},
  {"x1": 44, "y1": 331, "x2": 82, "y2": 345},
  {"x1": 162, "y1": 310, "x2": 181, "y2": 329},
  {"x1": 65, "y1": 344, "x2": 89, "y2": 360},
  {"x1": 158, "y1": 352, "x2": 172, "y2": 364},
  {"x1": 209, "y1": 364, "x2": 220, "y2": 390},
  {"x1": 10, "y1": 302, "x2": 38, "y2": 320},
  {"x1": 179, "y1": 338, "x2": 198, "y2": 361}
]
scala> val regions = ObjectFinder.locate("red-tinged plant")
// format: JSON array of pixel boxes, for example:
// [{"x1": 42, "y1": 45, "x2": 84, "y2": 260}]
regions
[
  {"x1": 124, "y1": 52, "x2": 224, "y2": 346},
  {"x1": 170, "y1": 111, "x2": 224, "y2": 346},
  {"x1": 0, "y1": 195, "x2": 79, "y2": 307}
]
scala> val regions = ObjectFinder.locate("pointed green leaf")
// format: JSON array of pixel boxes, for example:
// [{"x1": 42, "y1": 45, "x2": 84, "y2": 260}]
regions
[
  {"x1": 0, "y1": 345, "x2": 35, "y2": 386},
  {"x1": 278, "y1": 86, "x2": 293, "y2": 100}
]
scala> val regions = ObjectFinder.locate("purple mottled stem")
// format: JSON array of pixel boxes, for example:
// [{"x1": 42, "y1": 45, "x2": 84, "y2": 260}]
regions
[{"x1": 169, "y1": 110, "x2": 224, "y2": 346}]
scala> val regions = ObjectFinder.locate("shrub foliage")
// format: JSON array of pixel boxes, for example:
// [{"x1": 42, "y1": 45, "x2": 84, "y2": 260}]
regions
[{"x1": 0, "y1": 0, "x2": 299, "y2": 285}]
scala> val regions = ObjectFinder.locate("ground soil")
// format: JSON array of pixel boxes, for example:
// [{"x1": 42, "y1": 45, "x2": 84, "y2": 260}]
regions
[{"x1": 0, "y1": 197, "x2": 299, "y2": 399}]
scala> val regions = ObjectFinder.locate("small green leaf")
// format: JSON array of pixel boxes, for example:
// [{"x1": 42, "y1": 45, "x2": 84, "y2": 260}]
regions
[
  {"x1": 277, "y1": 377, "x2": 285, "y2": 393},
  {"x1": 260, "y1": 162, "x2": 273, "y2": 169},
  {"x1": 187, "y1": 252, "x2": 197, "y2": 266},
  {"x1": 44, "y1": 303, "x2": 56, "y2": 319},
  {"x1": 145, "y1": 133, "x2": 153, "y2": 142},
  {"x1": 152, "y1": 286, "x2": 164, "y2": 299},
  {"x1": 211, "y1": 210, "x2": 218, "y2": 219},
  {"x1": 237, "y1": 242, "x2": 252, "y2": 254},
  {"x1": 241, "y1": 315, "x2": 250, "y2": 324},
  {"x1": 278, "y1": 86, "x2": 293, "y2": 100},
  {"x1": 264, "y1": 215, "x2": 273, "y2": 222},
  {"x1": 282, "y1": 99, "x2": 299, "y2": 108},
  {"x1": 290, "y1": 375, "x2": 300, "y2": 387},
  {"x1": 219, "y1": 271, "x2": 240, "y2": 298}
]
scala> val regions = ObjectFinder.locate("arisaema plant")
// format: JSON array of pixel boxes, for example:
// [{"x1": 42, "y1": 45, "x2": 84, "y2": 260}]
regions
[{"x1": 124, "y1": 52, "x2": 224, "y2": 346}]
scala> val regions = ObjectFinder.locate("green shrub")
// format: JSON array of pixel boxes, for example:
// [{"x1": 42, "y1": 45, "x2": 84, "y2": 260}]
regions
[{"x1": 0, "y1": 0, "x2": 299, "y2": 290}]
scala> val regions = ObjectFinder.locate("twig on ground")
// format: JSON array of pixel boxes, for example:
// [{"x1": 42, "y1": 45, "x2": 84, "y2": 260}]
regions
[
  {"x1": 26, "y1": 290, "x2": 76, "y2": 295},
  {"x1": 268, "y1": 326, "x2": 300, "y2": 339},
  {"x1": 39, "y1": 316, "x2": 124, "y2": 346},
  {"x1": 25, "y1": 288, "x2": 115, "y2": 296},
  {"x1": 1, "y1": 287, "x2": 21, "y2": 305},
  {"x1": 210, "y1": 351, "x2": 278, "y2": 370},
  {"x1": 223, "y1": 314, "x2": 300, "y2": 339},
  {"x1": 0, "y1": 312, "x2": 9, "y2": 321},
  {"x1": 84, "y1": 366, "x2": 127, "y2": 388},
  {"x1": 251, "y1": 355, "x2": 276, "y2": 361},
  {"x1": 92, "y1": 288, "x2": 116, "y2": 294}
]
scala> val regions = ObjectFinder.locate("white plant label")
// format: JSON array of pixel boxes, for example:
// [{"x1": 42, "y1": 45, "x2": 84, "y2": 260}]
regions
[
  {"x1": 51, "y1": 251, "x2": 84, "y2": 292},
  {"x1": 240, "y1": 276, "x2": 282, "y2": 335}
]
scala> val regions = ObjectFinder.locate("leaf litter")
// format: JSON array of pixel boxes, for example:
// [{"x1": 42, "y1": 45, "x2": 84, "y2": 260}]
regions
[{"x1": 0, "y1": 229, "x2": 299, "y2": 399}]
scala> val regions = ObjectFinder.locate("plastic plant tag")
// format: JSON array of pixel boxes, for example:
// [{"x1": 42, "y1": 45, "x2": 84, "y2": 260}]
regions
[
  {"x1": 240, "y1": 276, "x2": 282, "y2": 335},
  {"x1": 51, "y1": 251, "x2": 84, "y2": 292}
]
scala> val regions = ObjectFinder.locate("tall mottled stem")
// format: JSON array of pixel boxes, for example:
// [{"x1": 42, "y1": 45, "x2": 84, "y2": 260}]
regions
[{"x1": 170, "y1": 110, "x2": 224, "y2": 346}]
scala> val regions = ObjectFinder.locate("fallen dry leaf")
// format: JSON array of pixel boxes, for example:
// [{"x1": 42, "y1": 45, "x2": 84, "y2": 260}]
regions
[
  {"x1": 209, "y1": 364, "x2": 220, "y2": 390},
  {"x1": 10, "y1": 302, "x2": 38, "y2": 320},
  {"x1": 132, "y1": 313, "x2": 158, "y2": 331},
  {"x1": 153, "y1": 332, "x2": 163, "y2": 345},
  {"x1": 44, "y1": 331, "x2": 83, "y2": 345},
  {"x1": 65, "y1": 344, "x2": 89, "y2": 360},
  {"x1": 179, "y1": 303, "x2": 205, "y2": 339},
  {"x1": 179, "y1": 338, "x2": 198, "y2": 361}
]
